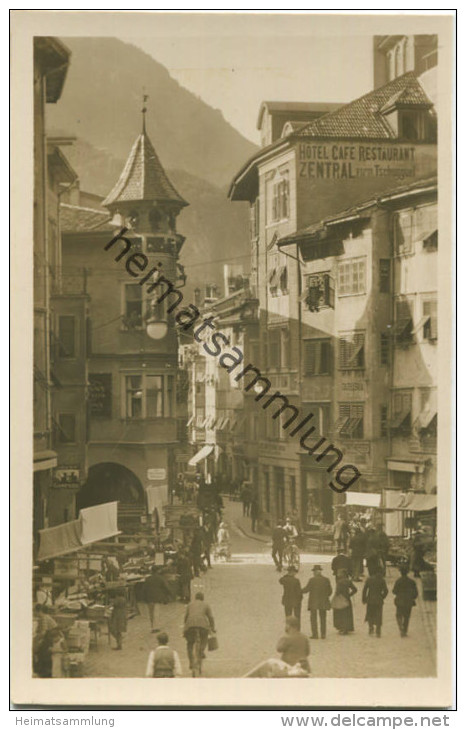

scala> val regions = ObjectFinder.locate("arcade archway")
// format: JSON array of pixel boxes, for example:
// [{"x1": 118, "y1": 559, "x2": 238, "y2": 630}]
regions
[{"x1": 77, "y1": 462, "x2": 145, "y2": 511}]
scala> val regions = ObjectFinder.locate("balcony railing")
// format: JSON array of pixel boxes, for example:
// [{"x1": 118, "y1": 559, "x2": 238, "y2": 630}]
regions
[{"x1": 51, "y1": 267, "x2": 88, "y2": 295}]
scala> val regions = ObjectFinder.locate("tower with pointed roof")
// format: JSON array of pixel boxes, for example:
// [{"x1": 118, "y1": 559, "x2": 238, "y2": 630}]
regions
[{"x1": 104, "y1": 104, "x2": 188, "y2": 247}]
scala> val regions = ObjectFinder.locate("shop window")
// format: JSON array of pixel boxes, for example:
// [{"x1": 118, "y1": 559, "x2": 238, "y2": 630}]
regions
[
  {"x1": 125, "y1": 375, "x2": 143, "y2": 418},
  {"x1": 380, "y1": 333, "x2": 390, "y2": 365},
  {"x1": 394, "y1": 210, "x2": 414, "y2": 255},
  {"x1": 250, "y1": 197, "x2": 260, "y2": 239},
  {"x1": 338, "y1": 332, "x2": 365, "y2": 370},
  {"x1": 304, "y1": 339, "x2": 332, "y2": 375},
  {"x1": 390, "y1": 390, "x2": 412, "y2": 432},
  {"x1": 123, "y1": 373, "x2": 174, "y2": 419},
  {"x1": 146, "y1": 375, "x2": 164, "y2": 418},
  {"x1": 399, "y1": 110, "x2": 437, "y2": 143},
  {"x1": 268, "y1": 266, "x2": 288, "y2": 297},
  {"x1": 271, "y1": 178, "x2": 289, "y2": 221},
  {"x1": 196, "y1": 408, "x2": 206, "y2": 429},
  {"x1": 335, "y1": 403, "x2": 364, "y2": 439},
  {"x1": 122, "y1": 284, "x2": 144, "y2": 329},
  {"x1": 394, "y1": 299, "x2": 413, "y2": 345},
  {"x1": 379, "y1": 259, "x2": 391, "y2": 293},
  {"x1": 338, "y1": 258, "x2": 366, "y2": 296},
  {"x1": 88, "y1": 373, "x2": 112, "y2": 417},
  {"x1": 58, "y1": 316, "x2": 76, "y2": 358},
  {"x1": 57, "y1": 413, "x2": 76, "y2": 443},
  {"x1": 422, "y1": 299, "x2": 438, "y2": 341},
  {"x1": 304, "y1": 273, "x2": 335, "y2": 311}
]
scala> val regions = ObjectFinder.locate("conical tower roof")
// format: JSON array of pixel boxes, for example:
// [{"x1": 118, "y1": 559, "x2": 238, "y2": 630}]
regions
[{"x1": 103, "y1": 130, "x2": 188, "y2": 208}]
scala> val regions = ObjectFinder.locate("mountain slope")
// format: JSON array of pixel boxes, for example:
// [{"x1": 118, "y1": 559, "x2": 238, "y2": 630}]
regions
[{"x1": 47, "y1": 37, "x2": 258, "y2": 188}]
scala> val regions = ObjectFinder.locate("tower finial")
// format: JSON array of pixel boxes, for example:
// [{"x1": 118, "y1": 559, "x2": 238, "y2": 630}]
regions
[{"x1": 142, "y1": 88, "x2": 149, "y2": 133}]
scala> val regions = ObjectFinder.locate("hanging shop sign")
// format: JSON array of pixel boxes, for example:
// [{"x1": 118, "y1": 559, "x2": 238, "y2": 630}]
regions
[{"x1": 53, "y1": 467, "x2": 80, "y2": 487}]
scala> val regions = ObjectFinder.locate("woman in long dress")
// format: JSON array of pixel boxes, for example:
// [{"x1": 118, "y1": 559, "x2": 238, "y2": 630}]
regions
[{"x1": 333, "y1": 569, "x2": 357, "y2": 634}]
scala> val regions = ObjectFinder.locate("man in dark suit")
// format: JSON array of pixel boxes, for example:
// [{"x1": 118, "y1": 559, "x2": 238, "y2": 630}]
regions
[
  {"x1": 279, "y1": 566, "x2": 302, "y2": 627},
  {"x1": 302, "y1": 565, "x2": 333, "y2": 639},
  {"x1": 393, "y1": 565, "x2": 418, "y2": 637},
  {"x1": 272, "y1": 521, "x2": 286, "y2": 571},
  {"x1": 331, "y1": 551, "x2": 352, "y2": 580}
]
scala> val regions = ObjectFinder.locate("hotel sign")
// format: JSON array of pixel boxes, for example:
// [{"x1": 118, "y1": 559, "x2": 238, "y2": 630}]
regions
[{"x1": 298, "y1": 143, "x2": 416, "y2": 180}]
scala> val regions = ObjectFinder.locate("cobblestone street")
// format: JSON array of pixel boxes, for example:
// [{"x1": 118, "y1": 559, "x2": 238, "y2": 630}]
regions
[{"x1": 84, "y1": 499, "x2": 436, "y2": 679}]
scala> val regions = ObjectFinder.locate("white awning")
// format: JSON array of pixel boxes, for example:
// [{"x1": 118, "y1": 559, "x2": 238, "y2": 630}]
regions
[
  {"x1": 80, "y1": 501, "x2": 120, "y2": 545},
  {"x1": 345, "y1": 491, "x2": 381, "y2": 508},
  {"x1": 188, "y1": 444, "x2": 215, "y2": 466},
  {"x1": 386, "y1": 492, "x2": 436, "y2": 512}
]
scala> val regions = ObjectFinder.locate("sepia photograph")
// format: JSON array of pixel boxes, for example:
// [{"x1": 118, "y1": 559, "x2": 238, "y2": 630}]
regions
[{"x1": 10, "y1": 10, "x2": 454, "y2": 708}]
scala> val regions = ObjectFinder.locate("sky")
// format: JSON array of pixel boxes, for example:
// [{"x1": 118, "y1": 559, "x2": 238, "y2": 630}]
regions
[{"x1": 122, "y1": 15, "x2": 376, "y2": 143}]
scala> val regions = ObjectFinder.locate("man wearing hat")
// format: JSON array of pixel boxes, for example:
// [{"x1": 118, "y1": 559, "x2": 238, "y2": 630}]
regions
[
  {"x1": 301, "y1": 565, "x2": 333, "y2": 639},
  {"x1": 279, "y1": 566, "x2": 303, "y2": 627}
]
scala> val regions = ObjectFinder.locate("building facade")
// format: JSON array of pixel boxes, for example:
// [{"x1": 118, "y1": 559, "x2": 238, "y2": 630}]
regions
[
  {"x1": 60, "y1": 120, "x2": 189, "y2": 522},
  {"x1": 229, "y1": 56, "x2": 437, "y2": 529},
  {"x1": 33, "y1": 37, "x2": 73, "y2": 541}
]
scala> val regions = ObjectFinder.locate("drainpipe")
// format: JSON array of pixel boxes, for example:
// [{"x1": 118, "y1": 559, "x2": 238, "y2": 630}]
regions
[{"x1": 277, "y1": 242, "x2": 304, "y2": 523}]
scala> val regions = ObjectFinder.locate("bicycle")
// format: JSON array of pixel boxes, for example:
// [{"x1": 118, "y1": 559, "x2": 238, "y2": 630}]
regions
[{"x1": 282, "y1": 539, "x2": 300, "y2": 571}]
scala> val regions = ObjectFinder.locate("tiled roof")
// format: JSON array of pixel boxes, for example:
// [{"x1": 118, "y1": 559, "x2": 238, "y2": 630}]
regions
[
  {"x1": 296, "y1": 72, "x2": 433, "y2": 140},
  {"x1": 60, "y1": 204, "x2": 113, "y2": 233},
  {"x1": 103, "y1": 131, "x2": 188, "y2": 208}
]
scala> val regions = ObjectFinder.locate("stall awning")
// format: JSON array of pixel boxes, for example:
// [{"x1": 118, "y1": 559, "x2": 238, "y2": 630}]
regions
[
  {"x1": 387, "y1": 492, "x2": 437, "y2": 511},
  {"x1": 188, "y1": 444, "x2": 214, "y2": 466},
  {"x1": 80, "y1": 501, "x2": 120, "y2": 544},
  {"x1": 345, "y1": 491, "x2": 381, "y2": 508},
  {"x1": 387, "y1": 459, "x2": 425, "y2": 473},
  {"x1": 37, "y1": 519, "x2": 82, "y2": 561}
]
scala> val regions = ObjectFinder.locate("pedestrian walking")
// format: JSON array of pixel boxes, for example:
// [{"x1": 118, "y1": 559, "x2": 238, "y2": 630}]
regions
[
  {"x1": 250, "y1": 496, "x2": 259, "y2": 533},
  {"x1": 301, "y1": 565, "x2": 332, "y2": 639},
  {"x1": 146, "y1": 632, "x2": 182, "y2": 677},
  {"x1": 108, "y1": 590, "x2": 127, "y2": 650},
  {"x1": 362, "y1": 569, "x2": 388, "y2": 637},
  {"x1": 332, "y1": 569, "x2": 357, "y2": 635},
  {"x1": 272, "y1": 520, "x2": 286, "y2": 571},
  {"x1": 143, "y1": 566, "x2": 171, "y2": 632},
  {"x1": 374, "y1": 525, "x2": 390, "y2": 573},
  {"x1": 410, "y1": 530, "x2": 426, "y2": 577},
  {"x1": 331, "y1": 550, "x2": 352, "y2": 580},
  {"x1": 284, "y1": 516, "x2": 298, "y2": 539},
  {"x1": 201, "y1": 524, "x2": 213, "y2": 568},
  {"x1": 279, "y1": 566, "x2": 302, "y2": 627},
  {"x1": 393, "y1": 565, "x2": 418, "y2": 637},
  {"x1": 240, "y1": 482, "x2": 252, "y2": 516},
  {"x1": 176, "y1": 549, "x2": 193, "y2": 603},
  {"x1": 349, "y1": 529, "x2": 366, "y2": 581},
  {"x1": 333, "y1": 515, "x2": 349, "y2": 552},
  {"x1": 190, "y1": 526, "x2": 204, "y2": 576},
  {"x1": 276, "y1": 616, "x2": 311, "y2": 673}
]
